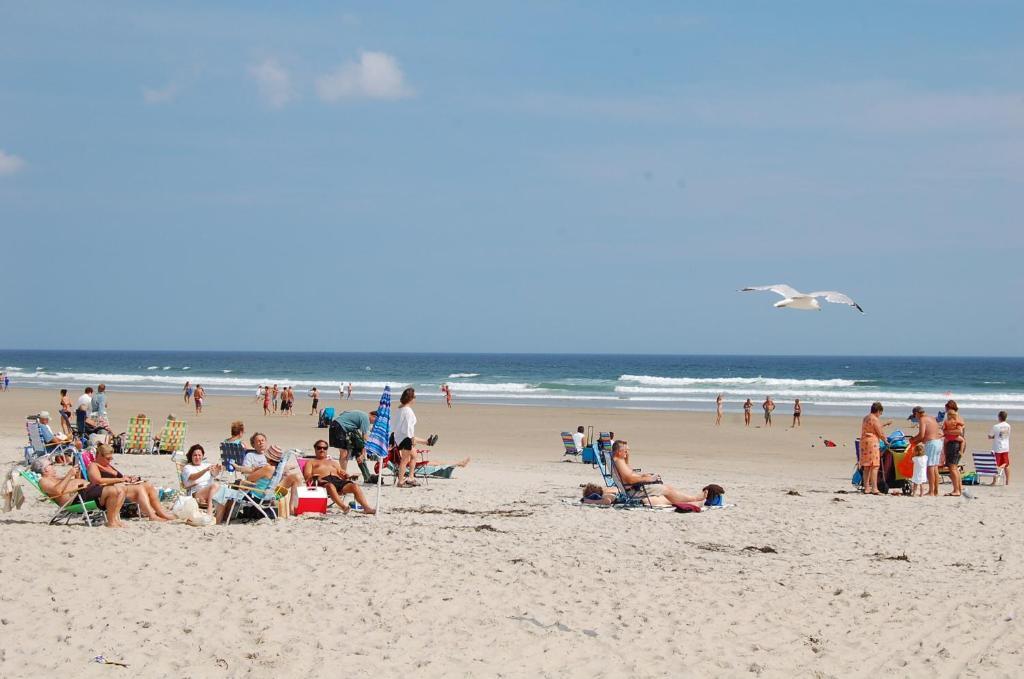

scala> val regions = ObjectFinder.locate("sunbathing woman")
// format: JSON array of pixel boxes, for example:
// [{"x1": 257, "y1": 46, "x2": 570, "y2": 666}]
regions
[
  {"x1": 87, "y1": 443, "x2": 175, "y2": 521},
  {"x1": 581, "y1": 482, "x2": 724, "y2": 507},
  {"x1": 34, "y1": 455, "x2": 126, "y2": 527},
  {"x1": 610, "y1": 440, "x2": 717, "y2": 507}
]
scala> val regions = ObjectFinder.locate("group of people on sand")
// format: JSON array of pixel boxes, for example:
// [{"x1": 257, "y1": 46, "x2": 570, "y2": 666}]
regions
[
  {"x1": 716, "y1": 395, "x2": 801, "y2": 428},
  {"x1": 30, "y1": 385, "x2": 469, "y2": 527},
  {"x1": 182, "y1": 381, "x2": 205, "y2": 414},
  {"x1": 254, "y1": 384, "x2": 295, "y2": 416},
  {"x1": 859, "y1": 400, "x2": 1011, "y2": 497}
]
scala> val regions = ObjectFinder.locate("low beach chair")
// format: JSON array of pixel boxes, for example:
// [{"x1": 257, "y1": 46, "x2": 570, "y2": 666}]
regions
[
  {"x1": 224, "y1": 451, "x2": 293, "y2": 524},
  {"x1": 561, "y1": 432, "x2": 580, "y2": 457},
  {"x1": 596, "y1": 449, "x2": 616, "y2": 488},
  {"x1": 122, "y1": 415, "x2": 153, "y2": 454},
  {"x1": 971, "y1": 451, "x2": 1004, "y2": 485},
  {"x1": 155, "y1": 418, "x2": 187, "y2": 455},
  {"x1": 608, "y1": 453, "x2": 662, "y2": 508},
  {"x1": 219, "y1": 441, "x2": 247, "y2": 468},
  {"x1": 26, "y1": 420, "x2": 75, "y2": 462},
  {"x1": 19, "y1": 469, "x2": 106, "y2": 526}
]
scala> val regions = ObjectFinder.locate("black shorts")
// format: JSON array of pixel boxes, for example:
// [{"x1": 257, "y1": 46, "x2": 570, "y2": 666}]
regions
[
  {"x1": 80, "y1": 483, "x2": 105, "y2": 507},
  {"x1": 395, "y1": 436, "x2": 413, "y2": 451},
  {"x1": 329, "y1": 421, "x2": 350, "y2": 449},
  {"x1": 944, "y1": 440, "x2": 962, "y2": 466},
  {"x1": 320, "y1": 474, "x2": 355, "y2": 493},
  {"x1": 312, "y1": 399, "x2": 319, "y2": 410}
]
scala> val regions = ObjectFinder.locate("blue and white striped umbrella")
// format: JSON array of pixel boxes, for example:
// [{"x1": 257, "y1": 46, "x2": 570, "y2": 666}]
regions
[{"x1": 365, "y1": 386, "x2": 391, "y2": 461}]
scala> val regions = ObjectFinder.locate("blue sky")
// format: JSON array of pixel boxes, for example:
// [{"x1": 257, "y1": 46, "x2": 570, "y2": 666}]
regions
[{"x1": 1, "y1": 1, "x2": 1021, "y2": 355}]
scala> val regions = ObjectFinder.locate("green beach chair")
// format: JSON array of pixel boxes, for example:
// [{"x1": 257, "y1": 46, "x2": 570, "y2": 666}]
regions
[
  {"x1": 156, "y1": 418, "x2": 187, "y2": 455},
  {"x1": 19, "y1": 469, "x2": 106, "y2": 526},
  {"x1": 122, "y1": 415, "x2": 153, "y2": 454}
]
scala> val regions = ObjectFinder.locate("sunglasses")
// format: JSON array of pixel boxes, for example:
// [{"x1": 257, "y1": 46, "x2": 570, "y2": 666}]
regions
[{"x1": 314, "y1": 446, "x2": 328, "y2": 451}]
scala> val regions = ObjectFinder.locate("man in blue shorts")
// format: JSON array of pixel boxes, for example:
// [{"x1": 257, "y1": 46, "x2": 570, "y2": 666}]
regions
[{"x1": 909, "y1": 406, "x2": 943, "y2": 496}]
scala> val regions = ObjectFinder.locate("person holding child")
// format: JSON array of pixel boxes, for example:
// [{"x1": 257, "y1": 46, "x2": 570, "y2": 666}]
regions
[{"x1": 942, "y1": 400, "x2": 965, "y2": 497}]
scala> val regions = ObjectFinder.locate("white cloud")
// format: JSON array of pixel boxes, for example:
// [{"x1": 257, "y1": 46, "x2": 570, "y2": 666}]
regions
[
  {"x1": 143, "y1": 82, "x2": 179, "y2": 104},
  {"x1": 0, "y1": 149, "x2": 25, "y2": 175},
  {"x1": 315, "y1": 51, "x2": 412, "y2": 102},
  {"x1": 249, "y1": 58, "x2": 293, "y2": 108}
]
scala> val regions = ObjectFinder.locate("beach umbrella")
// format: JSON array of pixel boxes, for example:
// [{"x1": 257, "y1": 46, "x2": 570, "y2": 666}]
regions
[{"x1": 364, "y1": 386, "x2": 391, "y2": 518}]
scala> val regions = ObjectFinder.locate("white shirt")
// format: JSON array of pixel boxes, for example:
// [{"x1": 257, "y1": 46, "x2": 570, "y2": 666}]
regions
[
  {"x1": 243, "y1": 452, "x2": 268, "y2": 469},
  {"x1": 990, "y1": 422, "x2": 1011, "y2": 453},
  {"x1": 182, "y1": 463, "x2": 212, "y2": 491},
  {"x1": 911, "y1": 455, "x2": 928, "y2": 484},
  {"x1": 571, "y1": 431, "x2": 585, "y2": 452},
  {"x1": 392, "y1": 406, "x2": 417, "y2": 443},
  {"x1": 76, "y1": 394, "x2": 92, "y2": 411}
]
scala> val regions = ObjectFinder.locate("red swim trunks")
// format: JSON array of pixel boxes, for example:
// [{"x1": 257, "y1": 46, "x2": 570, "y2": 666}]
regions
[{"x1": 995, "y1": 452, "x2": 1010, "y2": 467}]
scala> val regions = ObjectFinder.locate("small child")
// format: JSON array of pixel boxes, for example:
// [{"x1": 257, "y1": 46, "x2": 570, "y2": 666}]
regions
[{"x1": 911, "y1": 442, "x2": 928, "y2": 496}]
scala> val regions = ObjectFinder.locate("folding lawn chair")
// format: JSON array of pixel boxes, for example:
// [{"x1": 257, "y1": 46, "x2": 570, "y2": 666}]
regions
[
  {"x1": 608, "y1": 451, "x2": 663, "y2": 508},
  {"x1": 155, "y1": 418, "x2": 187, "y2": 455},
  {"x1": 19, "y1": 469, "x2": 107, "y2": 526},
  {"x1": 220, "y1": 441, "x2": 247, "y2": 468},
  {"x1": 223, "y1": 451, "x2": 293, "y2": 524},
  {"x1": 74, "y1": 449, "x2": 141, "y2": 518},
  {"x1": 122, "y1": 415, "x2": 153, "y2": 454},
  {"x1": 971, "y1": 451, "x2": 1005, "y2": 485},
  {"x1": 27, "y1": 420, "x2": 75, "y2": 462},
  {"x1": 561, "y1": 432, "x2": 580, "y2": 457}
]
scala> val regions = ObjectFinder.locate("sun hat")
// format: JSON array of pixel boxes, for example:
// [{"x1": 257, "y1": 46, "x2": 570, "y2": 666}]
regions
[
  {"x1": 38, "y1": 411, "x2": 50, "y2": 419},
  {"x1": 265, "y1": 445, "x2": 283, "y2": 463}
]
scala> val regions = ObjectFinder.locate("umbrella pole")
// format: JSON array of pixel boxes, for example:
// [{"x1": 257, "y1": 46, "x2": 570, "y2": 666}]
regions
[{"x1": 375, "y1": 459, "x2": 383, "y2": 518}]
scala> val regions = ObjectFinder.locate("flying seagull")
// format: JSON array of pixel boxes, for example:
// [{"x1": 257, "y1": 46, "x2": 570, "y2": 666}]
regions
[{"x1": 741, "y1": 284, "x2": 864, "y2": 313}]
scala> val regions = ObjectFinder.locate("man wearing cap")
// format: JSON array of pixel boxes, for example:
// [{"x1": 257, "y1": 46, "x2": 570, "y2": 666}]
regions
[
  {"x1": 909, "y1": 406, "x2": 943, "y2": 496},
  {"x1": 37, "y1": 411, "x2": 71, "y2": 449}
]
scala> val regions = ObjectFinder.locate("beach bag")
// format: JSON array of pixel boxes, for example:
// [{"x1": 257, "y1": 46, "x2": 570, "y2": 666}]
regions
[
  {"x1": 962, "y1": 472, "x2": 979, "y2": 486},
  {"x1": 851, "y1": 467, "x2": 863, "y2": 486}
]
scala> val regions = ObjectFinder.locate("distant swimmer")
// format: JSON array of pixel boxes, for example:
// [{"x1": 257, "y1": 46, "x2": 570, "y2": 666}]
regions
[{"x1": 740, "y1": 284, "x2": 864, "y2": 313}]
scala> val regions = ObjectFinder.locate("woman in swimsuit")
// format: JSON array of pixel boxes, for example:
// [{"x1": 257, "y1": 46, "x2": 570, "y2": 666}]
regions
[
  {"x1": 87, "y1": 443, "x2": 175, "y2": 521},
  {"x1": 942, "y1": 400, "x2": 965, "y2": 497},
  {"x1": 34, "y1": 455, "x2": 127, "y2": 527},
  {"x1": 743, "y1": 399, "x2": 752, "y2": 427},
  {"x1": 792, "y1": 399, "x2": 802, "y2": 428},
  {"x1": 58, "y1": 388, "x2": 74, "y2": 436},
  {"x1": 183, "y1": 381, "x2": 192, "y2": 404},
  {"x1": 715, "y1": 394, "x2": 724, "y2": 426}
]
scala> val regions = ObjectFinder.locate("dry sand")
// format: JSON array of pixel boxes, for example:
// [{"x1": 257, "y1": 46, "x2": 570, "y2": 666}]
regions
[{"x1": 2, "y1": 388, "x2": 1022, "y2": 678}]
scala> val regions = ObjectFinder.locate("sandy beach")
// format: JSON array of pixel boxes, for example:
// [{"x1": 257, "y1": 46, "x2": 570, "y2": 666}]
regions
[{"x1": 2, "y1": 387, "x2": 1022, "y2": 678}]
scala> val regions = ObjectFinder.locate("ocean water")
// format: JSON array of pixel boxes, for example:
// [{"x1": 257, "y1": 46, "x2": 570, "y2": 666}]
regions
[{"x1": 1, "y1": 350, "x2": 1023, "y2": 418}]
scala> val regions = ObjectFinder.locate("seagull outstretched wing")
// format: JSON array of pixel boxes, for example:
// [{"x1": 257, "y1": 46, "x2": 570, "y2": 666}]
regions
[
  {"x1": 741, "y1": 284, "x2": 801, "y2": 299},
  {"x1": 808, "y1": 291, "x2": 864, "y2": 313}
]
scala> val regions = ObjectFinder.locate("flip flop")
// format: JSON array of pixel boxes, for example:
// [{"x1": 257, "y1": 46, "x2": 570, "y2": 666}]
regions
[{"x1": 427, "y1": 434, "x2": 439, "y2": 446}]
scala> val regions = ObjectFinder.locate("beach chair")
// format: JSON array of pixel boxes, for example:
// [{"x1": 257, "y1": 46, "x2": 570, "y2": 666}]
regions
[
  {"x1": 219, "y1": 441, "x2": 247, "y2": 468},
  {"x1": 18, "y1": 469, "x2": 106, "y2": 526},
  {"x1": 224, "y1": 451, "x2": 293, "y2": 524},
  {"x1": 971, "y1": 451, "x2": 1005, "y2": 485},
  {"x1": 596, "y1": 448, "x2": 616, "y2": 488},
  {"x1": 122, "y1": 415, "x2": 153, "y2": 454},
  {"x1": 561, "y1": 432, "x2": 580, "y2": 457},
  {"x1": 26, "y1": 420, "x2": 75, "y2": 462},
  {"x1": 607, "y1": 452, "x2": 661, "y2": 508},
  {"x1": 155, "y1": 419, "x2": 187, "y2": 455}
]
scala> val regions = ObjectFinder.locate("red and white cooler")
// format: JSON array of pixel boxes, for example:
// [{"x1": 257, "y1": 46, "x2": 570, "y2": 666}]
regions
[{"x1": 294, "y1": 485, "x2": 328, "y2": 515}]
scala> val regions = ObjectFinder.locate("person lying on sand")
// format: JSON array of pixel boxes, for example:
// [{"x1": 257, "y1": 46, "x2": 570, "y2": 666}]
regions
[
  {"x1": 304, "y1": 440, "x2": 376, "y2": 514},
  {"x1": 34, "y1": 455, "x2": 127, "y2": 527},
  {"x1": 581, "y1": 481, "x2": 723, "y2": 507},
  {"x1": 87, "y1": 443, "x2": 175, "y2": 521},
  {"x1": 610, "y1": 440, "x2": 717, "y2": 508}
]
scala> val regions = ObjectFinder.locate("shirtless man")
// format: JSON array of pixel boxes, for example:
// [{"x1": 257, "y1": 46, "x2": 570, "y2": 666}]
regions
[
  {"x1": 610, "y1": 440, "x2": 700, "y2": 507},
  {"x1": 303, "y1": 440, "x2": 376, "y2": 514},
  {"x1": 34, "y1": 456, "x2": 126, "y2": 527},
  {"x1": 909, "y1": 406, "x2": 943, "y2": 496},
  {"x1": 762, "y1": 396, "x2": 775, "y2": 427}
]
